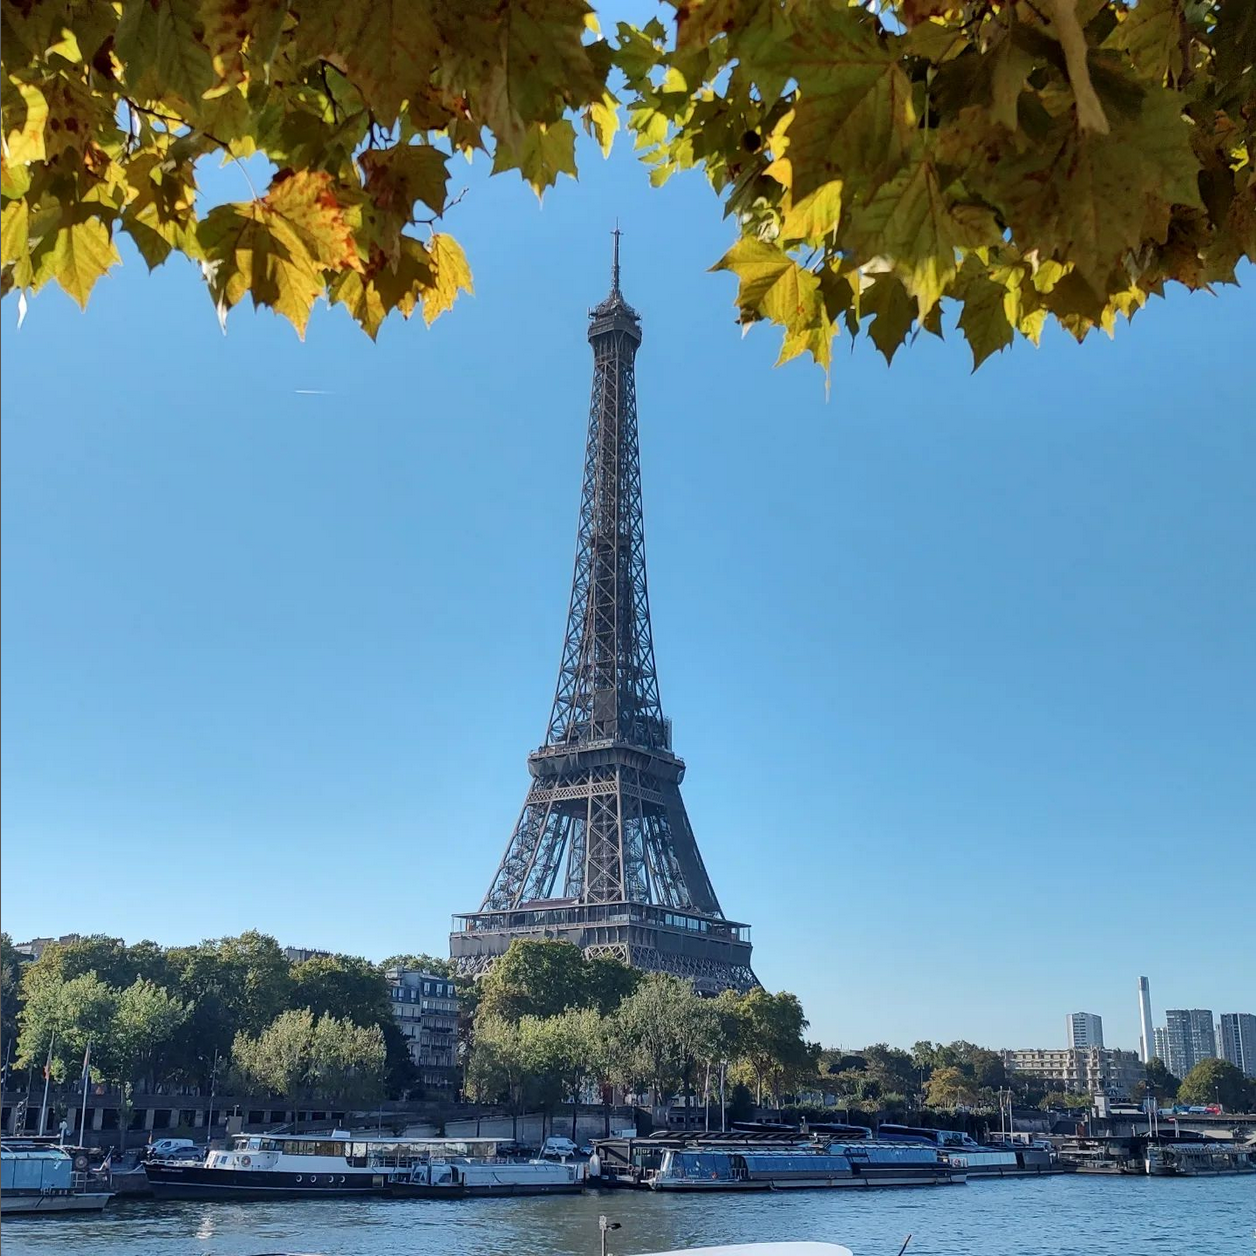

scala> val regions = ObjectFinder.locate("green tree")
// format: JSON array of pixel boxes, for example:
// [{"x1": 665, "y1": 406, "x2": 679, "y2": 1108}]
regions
[
  {"x1": 1144, "y1": 1056, "x2": 1181, "y2": 1101},
  {"x1": 611, "y1": 974, "x2": 695, "y2": 1108},
  {"x1": 1, "y1": 933, "x2": 23, "y2": 1054},
  {"x1": 584, "y1": 955, "x2": 641, "y2": 1015},
  {"x1": 925, "y1": 1066, "x2": 979, "y2": 1110},
  {"x1": 911, "y1": 1041, "x2": 943, "y2": 1075},
  {"x1": 308, "y1": 1013, "x2": 387, "y2": 1105},
  {"x1": 464, "y1": 1013, "x2": 531, "y2": 1141},
  {"x1": 291, "y1": 954, "x2": 389, "y2": 1028},
  {"x1": 161, "y1": 931, "x2": 294, "y2": 1088},
  {"x1": 233, "y1": 1007, "x2": 316, "y2": 1125},
  {"x1": 478, "y1": 940, "x2": 607, "y2": 1022},
  {"x1": 16, "y1": 971, "x2": 118, "y2": 1081},
  {"x1": 860, "y1": 1044, "x2": 919, "y2": 1097},
  {"x1": 528, "y1": 1007, "x2": 605, "y2": 1141},
  {"x1": 1178, "y1": 1059, "x2": 1254, "y2": 1111},
  {"x1": 730, "y1": 989, "x2": 811, "y2": 1107},
  {"x1": 4, "y1": 3, "x2": 1251, "y2": 362},
  {"x1": 231, "y1": 1007, "x2": 384, "y2": 1118},
  {"x1": 104, "y1": 977, "x2": 192, "y2": 1145}
]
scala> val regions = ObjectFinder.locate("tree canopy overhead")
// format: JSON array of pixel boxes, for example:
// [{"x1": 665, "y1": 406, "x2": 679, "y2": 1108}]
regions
[{"x1": 2, "y1": 0, "x2": 1251, "y2": 368}]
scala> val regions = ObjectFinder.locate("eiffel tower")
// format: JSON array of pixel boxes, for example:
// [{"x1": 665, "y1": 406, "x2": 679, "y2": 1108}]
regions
[{"x1": 450, "y1": 232, "x2": 755, "y2": 995}]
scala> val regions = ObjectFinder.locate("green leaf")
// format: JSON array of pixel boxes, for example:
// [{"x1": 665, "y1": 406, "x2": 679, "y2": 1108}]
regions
[
  {"x1": 1105, "y1": 0, "x2": 1184, "y2": 83},
  {"x1": 845, "y1": 156, "x2": 994, "y2": 316},
  {"x1": 2, "y1": 78, "x2": 49, "y2": 164},
  {"x1": 48, "y1": 215, "x2": 121, "y2": 307},
  {"x1": 748, "y1": 7, "x2": 915, "y2": 199},
  {"x1": 995, "y1": 90, "x2": 1203, "y2": 291},
  {"x1": 781, "y1": 180, "x2": 842, "y2": 243},
  {"x1": 196, "y1": 173, "x2": 358, "y2": 337},
  {"x1": 859, "y1": 271, "x2": 915, "y2": 366},
  {"x1": 115, "y1": 0, "x2": 215, "y2": 107},
  {"x1": 585, "y1": 91, "x2": 620, "y2": 159},
  {"x1": 492, "y1": 119, "x2": 578, "y2": 196},
  {"x1": 1, "y1": 197, "x2": 30, "y2": 268},
  {"x1": 361, "y1": 143, "x2": 450, "y2": 220},
  {"x1": 423, "y1": 231, "x2": 473, "y2": 325},
  {"x1": 333, "y1": 0, "x2": 439, "y2": 120},
  {"x1": 712, "y1": 236, "x2": 830, "y2": 369},
  {"x1": 957, "y1": 274, "x2": 1015, "y2": 369}
]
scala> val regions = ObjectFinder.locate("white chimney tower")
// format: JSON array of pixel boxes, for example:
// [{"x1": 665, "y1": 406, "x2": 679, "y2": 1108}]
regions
[{"x1": 1138, "y1": 976, "x2": 1156, "y2": 1063}]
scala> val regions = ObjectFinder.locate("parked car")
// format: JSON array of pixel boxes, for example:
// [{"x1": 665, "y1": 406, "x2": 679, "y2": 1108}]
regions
[
  {"x1": 145, "y1": 1138, "x2": 196, "y2": 1161},
  {"x1": 540, "y1": 1136, "x2": 577, "y2": 1159},
  {"x1": 579, "y1": 1142, "x2": 596, "y2": 1157}
]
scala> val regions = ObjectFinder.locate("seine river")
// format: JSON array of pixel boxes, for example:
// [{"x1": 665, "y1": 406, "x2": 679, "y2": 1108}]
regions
[{"x1": 2, "y1": 1176, "x2": 1251, "y2": 1255}]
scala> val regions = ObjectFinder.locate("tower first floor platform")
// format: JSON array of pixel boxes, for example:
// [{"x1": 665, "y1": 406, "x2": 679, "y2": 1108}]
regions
[{"x1": 450, "y1": 901, "x2": 755, "y2": 996}]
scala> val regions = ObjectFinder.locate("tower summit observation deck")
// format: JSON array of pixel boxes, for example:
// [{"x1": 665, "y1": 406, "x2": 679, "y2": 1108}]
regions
[{"x1": 450, "y1": 232, "x2": 756, "y2": 995}]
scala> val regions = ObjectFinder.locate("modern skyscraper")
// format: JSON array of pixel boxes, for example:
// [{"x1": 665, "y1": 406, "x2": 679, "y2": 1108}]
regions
[
  {"x1": 1164, "y1": 1009, "x2": 1217, "y2": 1078},
  {"x1": 1067, "y1": 1012, "x2": 1105, "y2": 1049},
  {"x1": 449, "y1": 235, "x2": 755, "y2": 994},
  {"x1": 1137, "y1": 976, "x2": 1156, "y2": 1064},
  {"x1": 1154, "y1": 1026, "x2": 1169, "y2": 1063},
  {"x1": 1219, "y1": 1013, "x2": 1256, "y2": 1078}
]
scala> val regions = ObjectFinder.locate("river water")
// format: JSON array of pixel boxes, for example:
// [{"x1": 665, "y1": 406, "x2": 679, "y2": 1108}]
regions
[{"x1": 2, "y1": 1176, "x2": 1251, "y2": 1255}]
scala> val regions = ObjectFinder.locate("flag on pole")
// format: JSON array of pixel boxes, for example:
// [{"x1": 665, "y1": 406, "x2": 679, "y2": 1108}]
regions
[
  {"x1": 81, "y1": 1042, "x2": 92, "y2": 1085},
  {"x1": 42, "y1": 1037, "x2": 54, "y2": 1080}
]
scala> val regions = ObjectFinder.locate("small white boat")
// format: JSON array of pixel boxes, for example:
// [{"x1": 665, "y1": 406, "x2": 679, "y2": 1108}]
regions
[
  {"x1": 390, "y1": 1157, "x2": 585, "y2": 1197},
  {"x1": 1, "y1": 1142, "x2": 114, "y2": 1214}
]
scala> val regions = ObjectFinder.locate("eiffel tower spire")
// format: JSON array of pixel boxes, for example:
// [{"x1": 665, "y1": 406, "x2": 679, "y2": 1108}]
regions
[{"x1": 450, "y1": 232, "x2": 755, "y2": 994}]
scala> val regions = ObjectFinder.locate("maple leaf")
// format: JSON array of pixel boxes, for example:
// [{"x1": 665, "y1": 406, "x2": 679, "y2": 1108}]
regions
[
  {"x1": 43, "y1": 214, "x2": 122, "y2": 307},
  {"x1": 200, "y1": 0, "x2": 288, "y2": 97},
  {"x1": 993, "y1": 88, "x2": 1203, "y2": 292},
  {"x1": 780, "y1": 181, "x2": 842, "y2": 244},
  {"x1": 1104, "y1": 0, "x2": 1185, "y2": 84},
  {"x1": 333, "y1": 0, "x2": 440, "y2": 121},
  {"x1": 712, "y1": 236, "x2": 831, "y2": 369},
  {"x1": 1, "y1": 198, "x2": 30, "y2": 269},
  {"x1": 2, "y1": 77, "x2": 49, "y2": 164},
  {"x1": 844, "y1": 155, "x2": 997, "y2": 316},
  {"x1": 361, "y1": 143, "x2": 450, "y2": 232},
  {"x1": 859, "y1": 271, "x2": 916, "y2": 367},
  {"x1": 115, "y1": 0, "x2": 215, "y2": 107},
  {"x1": 422, "y1": 232, "x2": 473, "y2": 326},
  {"x1": 492, "y1": 120, "x2": 578, "y2": 196},
  {"x1": 498, "y1": 0, "x2": 602, "y2": 128},
  {"x1": 956, "y1": 273, "x2": 1015, "y2": 370},
  {"x1": 746, "y1": 6, "x2": 915, "y2": 199},
  {"x1": 197, "y1": 171, "x2": 359, "y2": 336},
  {"x1": 584, "y1": 91, "x2": 620, "y2": 159}
]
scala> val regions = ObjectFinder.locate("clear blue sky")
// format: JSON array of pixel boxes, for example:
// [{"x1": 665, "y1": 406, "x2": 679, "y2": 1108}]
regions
[{"x1": 3, "y1": 130, "x2": 1253, "y2": 1057}]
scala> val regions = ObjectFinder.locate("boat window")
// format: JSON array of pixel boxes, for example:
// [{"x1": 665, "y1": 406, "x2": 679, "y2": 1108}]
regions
[{"x1": 315, "y1": 1141, "x2": 341, "y2": 1157}]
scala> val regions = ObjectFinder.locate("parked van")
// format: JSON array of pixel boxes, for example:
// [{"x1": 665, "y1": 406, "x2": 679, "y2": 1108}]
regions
[
  {"x1": 540, "y1": 1136, "x2": 578, "y2": 1159},
  {"x1": 146, "y1": 1138, "x2": 196, "y2": 1160}
]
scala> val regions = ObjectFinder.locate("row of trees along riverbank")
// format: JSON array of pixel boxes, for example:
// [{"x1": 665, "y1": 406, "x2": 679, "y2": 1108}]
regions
[
  {"x1": 15, "y1": 931, "x2": 1238, "y2": 1144},
  {"x1": 1, "y1": 931, "x2": 453, "y2": 1141}
]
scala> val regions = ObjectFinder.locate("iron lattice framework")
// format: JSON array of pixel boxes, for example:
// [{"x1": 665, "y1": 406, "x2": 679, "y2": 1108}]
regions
[{"x1": 450, "y1": 234, "x2": 755, "y2": 995}]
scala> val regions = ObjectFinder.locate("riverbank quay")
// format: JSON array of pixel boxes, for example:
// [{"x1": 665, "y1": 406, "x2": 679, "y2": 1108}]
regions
[
  {"x1": 0, "y1": 1087, "x2": 637, "y2": 1150},
  {"x1": 2, "y1": 1174, "x2": 1252, "y2": 1256}
]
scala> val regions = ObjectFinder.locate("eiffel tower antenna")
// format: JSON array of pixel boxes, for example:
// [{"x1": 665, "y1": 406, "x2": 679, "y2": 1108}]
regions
[{"x1": 450, "y1": 233, "x2": 755, "y2": 995}]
